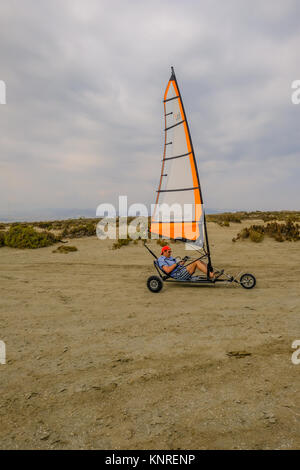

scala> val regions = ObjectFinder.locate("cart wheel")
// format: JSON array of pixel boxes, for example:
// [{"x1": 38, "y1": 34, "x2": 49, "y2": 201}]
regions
[
  {"x1": 147, "y1": 276, "x2": 163, "y2": 293},
  {"x1": 240, "y1": 273, "x2": 256, "y2": 289}
]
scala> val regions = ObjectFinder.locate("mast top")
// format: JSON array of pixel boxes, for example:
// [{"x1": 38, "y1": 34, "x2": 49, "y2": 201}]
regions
[{"x1": 170, "y1": 66, "x2": 175, "y2": 80}]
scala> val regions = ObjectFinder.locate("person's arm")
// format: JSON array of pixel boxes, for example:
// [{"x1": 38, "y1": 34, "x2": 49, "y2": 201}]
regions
[
  {"x1": 162, "y1": 262, "x2": 179, "y2": 274},
  {"x1": 162, "y1": 258, "x2": 185, "y2": 273}
]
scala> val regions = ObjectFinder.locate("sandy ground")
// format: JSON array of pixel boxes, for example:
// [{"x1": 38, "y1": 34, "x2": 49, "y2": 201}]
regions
[{"x1": 0, "y1": 220, "x2": 299, "y2": 450}]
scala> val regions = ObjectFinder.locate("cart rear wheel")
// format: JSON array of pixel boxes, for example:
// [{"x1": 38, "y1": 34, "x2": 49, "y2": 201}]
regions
[
  {"x1": 147, "y1": 276, "x2": 163, "y2": 293},
  {"x1": 240, "y1": 273, "x2": 256, "y2": 289}
]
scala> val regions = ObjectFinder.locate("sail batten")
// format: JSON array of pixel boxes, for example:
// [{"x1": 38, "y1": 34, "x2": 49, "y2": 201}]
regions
[
  {"x1": 164, "y1": 95, "x2": 180, "y2": 103},
  {"x1": 163, "y1": 152, "x2": 192, "y2": 161},
  {"x1": 165, "y1": 120, "x2": 185, "y2": 131},
  {"x1": 157, "y1": 186, "x2": 200, "y2": 193},
  {"x1": 150, "y1": 67, "x2": 208, "y2": 249}
]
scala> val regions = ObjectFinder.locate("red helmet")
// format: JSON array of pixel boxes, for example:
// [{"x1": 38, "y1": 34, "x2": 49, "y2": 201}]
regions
[{"x1": 161, "y1": 245, "x2": 171, "y2": 255}]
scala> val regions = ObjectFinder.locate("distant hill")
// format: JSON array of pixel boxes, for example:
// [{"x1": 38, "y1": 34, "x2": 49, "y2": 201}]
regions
[
  {"x1": 0, "y1": 208, "x2": 97, "y2": 222},
  {"x1": 0, "y1": 207, "x2": 237, "y2": 223}
]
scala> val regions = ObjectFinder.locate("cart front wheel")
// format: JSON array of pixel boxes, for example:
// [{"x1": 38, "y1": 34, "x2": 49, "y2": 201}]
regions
[
  {"x1": 147, "y1": 276, "x2": 163, "y2": 293},
  {"x1": 240, "y1": 273, "x2": 256, "y2": 289}
]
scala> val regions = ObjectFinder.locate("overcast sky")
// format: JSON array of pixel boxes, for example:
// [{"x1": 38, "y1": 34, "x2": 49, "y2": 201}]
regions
[{"x1": 0, "y1": 0, "x2": 299, "y2": 217}]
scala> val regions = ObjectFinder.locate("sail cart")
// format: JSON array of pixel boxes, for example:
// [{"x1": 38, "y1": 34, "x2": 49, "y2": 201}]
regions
[{"x1": 145, "y1": 67, "x2": 256, "y2": 292}]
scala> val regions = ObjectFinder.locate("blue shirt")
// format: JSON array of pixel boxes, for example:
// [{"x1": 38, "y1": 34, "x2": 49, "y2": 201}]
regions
[{"x1": 157, "y1": 256, "x2": 179, "y2": 277}]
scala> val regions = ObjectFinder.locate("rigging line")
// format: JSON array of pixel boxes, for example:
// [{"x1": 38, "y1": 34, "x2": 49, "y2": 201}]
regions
[
  {"x1": 163, "y1": 151, "x2": 192, "y2": 162},
  {"x1": 165, "y1": 119, "x2": 185, "y2": 132},
  {"x1": 157, "y1": 186, "x2": 200, "y2": 193},
  {"x1": 165, "y1": 112, "x2": 173, "y2": 116},
  {"x1": 165, "y1": 142, "x2": 172, "y2": 145}
]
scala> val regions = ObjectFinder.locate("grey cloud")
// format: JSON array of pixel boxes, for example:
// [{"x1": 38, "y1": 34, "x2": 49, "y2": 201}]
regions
[{"x1": 0, "y1": 0, "x2": 299, "y2": 218}]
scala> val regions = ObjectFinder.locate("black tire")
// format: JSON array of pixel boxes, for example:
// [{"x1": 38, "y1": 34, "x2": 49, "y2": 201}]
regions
[
  {"x1": 147, "y1": 276, "x2": 163, "y2": 293},
  {"x1": 240, "y1": 273, "x2": 256, "y2": 289}
]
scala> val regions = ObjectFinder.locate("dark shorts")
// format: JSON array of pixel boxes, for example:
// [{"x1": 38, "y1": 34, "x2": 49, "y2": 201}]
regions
[{"x1": 171, "y1": 266, "x2": 192, "y2": 281}]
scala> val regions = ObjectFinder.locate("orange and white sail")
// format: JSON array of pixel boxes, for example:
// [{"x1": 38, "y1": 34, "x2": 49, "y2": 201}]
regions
[{"x1": 150, "y1": 67, "x2": 206, "y2": 247}]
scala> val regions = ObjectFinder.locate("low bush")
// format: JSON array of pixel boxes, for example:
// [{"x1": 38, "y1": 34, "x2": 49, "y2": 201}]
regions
[
  {"x1": 36, "y1": 222, "x2": 53, "y2": 230},
  {"x1": 207, "y1": 213, "x2": 242, "y2": 225},
  {"x1": 112, "y1": 237, "x2": 132, "y2": 249},
  {"x1": 156, "y1": 238, "x2": 168, "y2": 247},
  {"x1": 4, "y1": 225, "x2": 59, "y2": 249},
  {"x1": 53, "y1": 245, "x2": 78, "y2": 253},
  {"x1": 61, "y1": 222, "x2": 96, "y2": 238},
  {"x1": 233, "y1": 220, "x2": 299, "y2": 243},
  {"x1": 0, "y1": 231, "x2": 5, "y2": 247},
  {"x1": 249, "y1": 230, "x2": 264, "y2": 243},
  {"x1": 208, "y1": 211, "x2": 300, "y2": 224}
]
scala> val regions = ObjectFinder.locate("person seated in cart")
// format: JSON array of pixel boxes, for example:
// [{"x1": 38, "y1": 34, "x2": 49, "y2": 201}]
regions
[{"x1": 157, "y1": 245, "x2": 223, "y2": 281}]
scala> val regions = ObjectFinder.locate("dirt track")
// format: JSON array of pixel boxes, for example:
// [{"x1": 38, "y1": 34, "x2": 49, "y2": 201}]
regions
[{"x1": 0, "y1": 221, "x2": 299, "y2": 449}]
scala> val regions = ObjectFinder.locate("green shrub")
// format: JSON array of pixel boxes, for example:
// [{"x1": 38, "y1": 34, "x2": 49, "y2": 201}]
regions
[
  {"x1": 0, "y1": 231, "x2": 5, "y2": 247},
  {"x1": 207, "y1": 213, "x2": 241, "y2": 224},
  {"x1": 4, "y1": 225, "x2": 59, "y2": 249},
  {"x1": 274, "y1": 234, "x2": 284, "y2": 242},
  {"x1": 249, "y1": 230, "x2": 264, "y2": 243},
  {"x1": 62, "y1": 222, "x2": 96, "y2": 238},
  {"x1": 156, "y1": 238, "x2": 168, "y2": 247},
  {"x1": 233, "y1": 220, "x2": 299, "y2": 243},
  {"x1": 53, "y1": 245, "x2": 78, "y2": 253},
  {"x1": 207, "y1": 211, "x2": 300, "y2": 224},
  {"x1": 240, "y1": 228, "x2": 250, "y2": 239},
  {"x1": 112, "y1": 237, "x2": 132, "y2": 249},
  {"x1": 36, "y1": 222, "x2": 52, "y2": 230}
]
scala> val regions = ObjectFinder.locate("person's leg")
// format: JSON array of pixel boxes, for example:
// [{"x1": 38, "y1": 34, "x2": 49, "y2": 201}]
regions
[
  {"x1": 184, "y1": 261, "x2": 197, "y2": 275},
  {"x1": 185, "y1": 260, "x2": 214, "y2": 278}
]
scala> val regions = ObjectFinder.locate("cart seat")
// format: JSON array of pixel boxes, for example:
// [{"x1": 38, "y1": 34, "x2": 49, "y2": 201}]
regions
[{"x1": 154, "y1": 260, "x2": 169, "y2": 280}]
